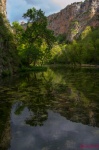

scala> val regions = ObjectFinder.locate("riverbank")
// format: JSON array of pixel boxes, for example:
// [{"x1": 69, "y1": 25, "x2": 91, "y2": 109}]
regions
[
  {"x1": 1, "y1": 64, "x2": 99, "y2": 77},
  {"x1": 49, "y1": 64, "x2": 99, "y2": 68}
]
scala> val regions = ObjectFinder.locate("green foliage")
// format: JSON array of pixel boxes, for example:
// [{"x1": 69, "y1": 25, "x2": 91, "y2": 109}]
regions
[
  {"x1": 11, "y1": 8, "x2": 99, "y2": 68},
  {"x1": 12, "y1": 21, "x2": 24, "y2": 44},
  {"x1": 22, "y1": 7, "x2": 55, "y2": 66},
  {"x1": 56, "y1": 34, "x2": 67, "y2": 44},
  {"x1": 13, "y1": 7, "x2": 55, "y2": 67},
  {"x1": 81, "y1": 26, "x2": 92, "y2": 40},
  {"x1": 1, "y1": 70, "x2": 11, "y2": 77},
  {"x1": 49, "y1": 27, "x2": 99, "y2": 65},
  {"x1": 0, "y1": 13, "x2": 19, "y2": 75}
]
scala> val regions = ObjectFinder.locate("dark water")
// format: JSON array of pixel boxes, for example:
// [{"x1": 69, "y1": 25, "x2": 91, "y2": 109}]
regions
[{"x1": 0, "y1": 67, "x2": 99, "y2": 150}]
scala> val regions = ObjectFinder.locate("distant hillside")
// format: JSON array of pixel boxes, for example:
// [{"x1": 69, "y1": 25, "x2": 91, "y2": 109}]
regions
[{"x1": 47, "y1": 0, "x2": 99, "y2": 41}]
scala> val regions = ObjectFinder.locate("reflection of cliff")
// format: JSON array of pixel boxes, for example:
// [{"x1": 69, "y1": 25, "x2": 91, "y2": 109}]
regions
[
  {"x1": 0, "y1": 117, "x2": 11, "y2": 150},
  {"x1": 51, "y1": 68, "x2": 99, "y2": 127},
  {"x1": 52, "y1": 86, "x2": 97, "y2": 127},
  {"x1": 0, "y1": 102, "x2": 11, "y2": 150}
]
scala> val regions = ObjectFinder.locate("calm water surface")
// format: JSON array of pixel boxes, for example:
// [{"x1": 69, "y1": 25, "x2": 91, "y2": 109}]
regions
[{"x1": 0, "y1": 67, "x2": 99, "y2": 150}]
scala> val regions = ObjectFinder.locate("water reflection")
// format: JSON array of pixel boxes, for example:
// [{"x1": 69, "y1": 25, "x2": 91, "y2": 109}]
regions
[
  {"x1": 0, "y1": 67, "x2": 99, "y2": 150},
  {"x1": 10, "y1": 107, "x2": 99, "y2": 150}
]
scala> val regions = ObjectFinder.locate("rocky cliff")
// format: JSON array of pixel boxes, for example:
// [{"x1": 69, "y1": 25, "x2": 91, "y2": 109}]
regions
[
  {"x1": 0, "y1": 0, "x2": 19, "y2": 76},
  {"x1": 0, "y1": 0, "x2": 6, "y2": 16},
  {"x1": 47, "y1": 0, "x2": 99, "y2": 41}
]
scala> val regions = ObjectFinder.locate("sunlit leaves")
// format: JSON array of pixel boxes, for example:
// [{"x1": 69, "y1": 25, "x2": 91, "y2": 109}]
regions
[
  {"x1": 50, "y1": 27, "x2": 99, "y2": 65},
  {"x1": 81, "y1": 26, "x2": 92, "y2": 40}
]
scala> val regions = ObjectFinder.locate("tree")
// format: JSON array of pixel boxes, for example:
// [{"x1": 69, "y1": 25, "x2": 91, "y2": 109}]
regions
[
  {"x1": 81, "y1": 26, "x2": 92, "y2": 40},
  {"x1": 22, "y1": 7, "x2": 55, "y2": 66},
  {"x1": 12, "y1": 21, "x2": 24, "y2": 44}
]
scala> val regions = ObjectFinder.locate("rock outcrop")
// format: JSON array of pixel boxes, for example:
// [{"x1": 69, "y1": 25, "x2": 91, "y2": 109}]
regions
[
  {"x1": 47, "y1": 0, "x2": 99, "y2": 41},
  {"x1": 0, "y1": 0, "x2": 19, "y2": 76},
  {"x1": 0, "y1": 0, "x2": 6, "y2": 16}
]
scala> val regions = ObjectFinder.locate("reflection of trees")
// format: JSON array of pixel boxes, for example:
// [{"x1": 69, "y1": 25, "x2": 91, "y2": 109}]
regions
[
  {"x1": 26, "y1": 110, "x2": 48, "y2": 126},
  {"x1": 13, "y1": 68, "x2": 99, "y2": 127},
  {"x1": 15, "y1": 100, "x2": 49, "y2": 126},
  {"x1": 0, "y1": 67, "x2": 99, "y2": 150},
  {"x1": 51, "y1": 67, "x2": 99, "y2": 127},
  {"x1": 0, "y1": 101, "x2": 11, "y2": 150},
  {"x1": 14, "y1": 71, "x2": 55, "y2": 126},
  {"x1": 1, "y1": 68, "x2": 99, "y2": 129},
  {"x1": 0, "y1": 76, "x2": 16, "y2": 150},
  {"x1": 0, "y1": 68, "x2": 99, "y2": 150}
]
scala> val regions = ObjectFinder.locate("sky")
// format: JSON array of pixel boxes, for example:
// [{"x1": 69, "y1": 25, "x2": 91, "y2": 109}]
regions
[{"x1": 7, "y1": 0, "x2": 84, "y2": 23}]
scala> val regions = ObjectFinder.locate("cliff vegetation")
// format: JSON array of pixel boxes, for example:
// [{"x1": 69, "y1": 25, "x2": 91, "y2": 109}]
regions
[
  {"x1": 0, "y1": 13, "x2": 19, "y2": 76},
  {"x1": 49, "y1": 26, "x2": 99, "y2": 66}
]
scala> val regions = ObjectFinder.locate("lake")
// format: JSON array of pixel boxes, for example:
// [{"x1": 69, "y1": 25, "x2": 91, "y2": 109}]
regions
[{"x1": 0, "y1": 67, "x2": 99, "y2": 150}]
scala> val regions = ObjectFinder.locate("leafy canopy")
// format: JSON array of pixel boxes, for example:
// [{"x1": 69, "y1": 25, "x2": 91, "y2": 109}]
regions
[
  {"x1": 12, "y1": 7, "x2": 55, "y2": 67},
  {"x1": 22, "y1": 7, "x2": 55, "y2": 66}
]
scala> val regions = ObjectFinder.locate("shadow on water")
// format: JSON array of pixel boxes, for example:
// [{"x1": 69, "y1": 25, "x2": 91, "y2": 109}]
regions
[{"x1": 0, "y1": 67, "x2": 99, "y2": 150}]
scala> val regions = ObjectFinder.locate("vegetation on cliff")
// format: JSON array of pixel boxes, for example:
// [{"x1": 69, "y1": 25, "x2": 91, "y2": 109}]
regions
[
  {"x1": 0, "y1": 13, "x2": 19, "y2": 76},
  {"x1": 49, "y1": 26, "x2": 99, "y2": 65},
  {"x1": 47, "y1": 0, "x2": 99, "y2": 41}
]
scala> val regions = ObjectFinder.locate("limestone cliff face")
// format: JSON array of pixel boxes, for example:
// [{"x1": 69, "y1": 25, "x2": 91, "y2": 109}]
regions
[
  {"x1": 0, "y1": 0, "x2": 6, "y2": 16},
  {"x1": 47, "y1": 0, "x2": 99, "y2": 41},
  {"x1": 0, "y1": 0, "x2": 19, "y2": 76}
]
